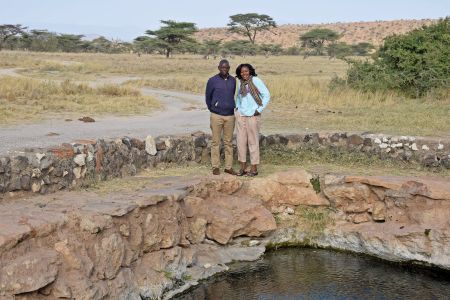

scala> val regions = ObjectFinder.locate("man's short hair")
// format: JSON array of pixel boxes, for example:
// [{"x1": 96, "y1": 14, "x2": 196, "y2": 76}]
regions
[{"x1": 218, "y1": 59, "x2": 230, "y2": 66}]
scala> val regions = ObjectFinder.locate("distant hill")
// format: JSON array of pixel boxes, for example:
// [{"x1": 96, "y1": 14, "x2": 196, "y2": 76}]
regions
[{"x1": 194, "y1": 19, "x2": 436, "y2": 48}]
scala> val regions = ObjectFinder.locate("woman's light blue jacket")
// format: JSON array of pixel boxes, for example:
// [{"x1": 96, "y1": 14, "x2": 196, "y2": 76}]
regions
[{"x1": 236, "y1": 76, "x2": 270, "y2": 116}]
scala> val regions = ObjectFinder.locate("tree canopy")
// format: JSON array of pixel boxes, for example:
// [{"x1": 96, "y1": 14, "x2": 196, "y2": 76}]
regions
[
  {"x1": 0, "y1": 24, "x2": 27, "y2": 50},
  {"x1": 56, "y1": 34, "x2": 86, "y2": 52},
  {"x1": 227, "y1": 13, "x2": 276, "y2": 44},
  {"x1": 300, "y1": 28, "x2": 340, "y2": 56},
  {"x1": 145, "y1": 20, "x2": 198, "y2": 57}
]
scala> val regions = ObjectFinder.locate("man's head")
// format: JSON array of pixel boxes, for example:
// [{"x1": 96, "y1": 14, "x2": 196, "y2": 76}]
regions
[{"x1": 218, "y1": 59, "x2": 230, "y2": 77}]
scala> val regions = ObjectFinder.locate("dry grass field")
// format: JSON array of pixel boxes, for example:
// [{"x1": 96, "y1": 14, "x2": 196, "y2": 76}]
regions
[
  {"x1": 0, "y1": 50, "x2": 449, "y2": 137},
  {"x1": 0, "y1": 76, "x2": 161, "y2": 124}
]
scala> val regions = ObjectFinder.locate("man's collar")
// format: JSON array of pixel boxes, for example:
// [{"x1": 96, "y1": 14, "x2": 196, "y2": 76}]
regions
[{"x1": 218, "y1": 73, "x2": 230, "y2": 79}]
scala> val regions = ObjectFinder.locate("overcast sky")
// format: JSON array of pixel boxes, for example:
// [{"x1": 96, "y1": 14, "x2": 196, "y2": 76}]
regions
[{"x1": 1, "y1": 0, "x2": 448, "y2": 40}]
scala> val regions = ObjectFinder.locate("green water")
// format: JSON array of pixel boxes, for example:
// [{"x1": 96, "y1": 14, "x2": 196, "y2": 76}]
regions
[{"x1": 174, "y1": 248, "x2": 450, "y2": 300}]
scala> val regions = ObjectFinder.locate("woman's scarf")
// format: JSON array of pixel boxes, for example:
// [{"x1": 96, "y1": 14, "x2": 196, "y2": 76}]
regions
[{"x1": 239, "y1": 76, "x2": 263, "y2": 107}]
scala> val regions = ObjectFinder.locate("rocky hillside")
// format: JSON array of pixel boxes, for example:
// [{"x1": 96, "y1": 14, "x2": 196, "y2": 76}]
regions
[{"x1": 195, "y1": 19, "x2": 436, "y2": 47}]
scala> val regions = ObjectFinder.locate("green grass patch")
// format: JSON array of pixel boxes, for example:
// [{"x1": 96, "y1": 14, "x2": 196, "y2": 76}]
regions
[
  {"x1": 260, "y1": 145, "x2": 450, "y2": 178},
  {"x1": 295, "y1": 206, "x2": 333, "y2": 235}
]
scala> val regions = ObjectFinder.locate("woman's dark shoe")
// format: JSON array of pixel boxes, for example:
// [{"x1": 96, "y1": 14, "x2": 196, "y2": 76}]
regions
[
  {"x1": 236, "y1": 169, "x2": 247, "y2": 176},
  {"x1": 246, "y1": 171, "x2": 258, "y2": 177},
  {"x1": 224, "y1": 168, "x2": 237, "y2": 175},
  {"x1": 212, "y1": 168, "x2": 220, "y2": 175}
]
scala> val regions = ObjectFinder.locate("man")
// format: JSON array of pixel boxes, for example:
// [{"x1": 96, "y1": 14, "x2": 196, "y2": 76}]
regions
[{"x1": 205, "y1": 59, "x2": 237, "y2": 175}]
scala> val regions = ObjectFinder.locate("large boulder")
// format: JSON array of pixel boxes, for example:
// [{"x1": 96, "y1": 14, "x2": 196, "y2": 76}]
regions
[
  {"x1": 323, "y1": 183, "x2": 377, "y2": 210},
  {"x1": 187, "y1": 194, "x2": 276, "y2": 244},
  {"x1": 0, "y1": 250, "x2": 59, "y2": 295},
  {"x1": 245, "y1": 169, "x2": 329, "y2": 207},
  {"x1": 94, "y1": 233, "x2": 125, "y2": 280}
]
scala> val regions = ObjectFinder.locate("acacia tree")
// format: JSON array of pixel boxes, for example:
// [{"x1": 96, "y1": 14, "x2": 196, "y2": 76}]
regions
[
  {"x1": 327, "y1": 42, "x2": 353, "y2": 59},
  {"x1": 0, "y1": 24, "x2": 27, "y2": 50},
  {"x1": 259, "y1": 43, "x2": 283, "y2": 56},
  {"x1": 300, "y1": 28, "x2": 340, "y2": 56},
  {"x1": 145, "y1": 20, "x2": 197, "y2": 58},
  {"x1": 89, "y1": 36, "x2": 113, "y2": 53},
  {"x1": 222, "y1": 40, "x2": 256, "y2": 56},
  {"x1": 227, "y1": 13, "x2": 276, "y2": 44},
  {"x1": 56, "y1": 34, "x2": 85, "y2": 52},
  {"x1": 201, "y1": 39, "x2": 221, "y2": 59},
  {"x1": 351, "y1": 42, "x2": 375, "y2": 56},
  {"x1": 23, "y1": 30, "x2": 59, "y2": 52}
]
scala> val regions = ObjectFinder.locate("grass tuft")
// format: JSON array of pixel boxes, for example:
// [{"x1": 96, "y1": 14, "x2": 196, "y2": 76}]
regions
[
  {"x1": 295, "y1": 205, "x2": 332, "y2": 235},
  {"x1": 310, "y1": 175, "x2": 321, "y2": 194}
]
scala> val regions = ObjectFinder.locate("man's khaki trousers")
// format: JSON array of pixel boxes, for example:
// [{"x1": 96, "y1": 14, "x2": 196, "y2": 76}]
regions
[{"x1": 210, "y1": 113, "x2": 235, "y2": 169}]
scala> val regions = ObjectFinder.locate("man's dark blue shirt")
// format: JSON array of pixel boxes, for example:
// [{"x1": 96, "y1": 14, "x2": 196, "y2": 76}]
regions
[{"x1": 205, "y1": 74, "x2": 236, "y2": 116}]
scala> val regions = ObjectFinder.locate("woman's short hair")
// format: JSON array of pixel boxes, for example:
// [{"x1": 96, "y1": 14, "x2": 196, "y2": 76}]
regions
[{"x1": 235, "y1": 63, "x2": 257, "y2": 79}]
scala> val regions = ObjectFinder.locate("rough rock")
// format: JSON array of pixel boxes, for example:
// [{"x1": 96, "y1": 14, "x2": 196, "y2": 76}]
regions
[
  {"x1": 0, "y1": 250, "x2": 59, "y2": 294},
  {"x1": 130, "y1": 138, "x2": 145, "y2": 150},
  {"x1": 372, "y1": 201, "x2": 386, "y2": 221},
  {"x1": 94, "y1": 233, "x2": 125, "y2": 279},
  {"x1": 189, "y1": 176, "x2": 243, "y2": 198},
  {"x1": 323, "y1": 183, "x2": 377, "y2": 210},
  {"x1": 73, "y1": 154, "x2": 86, "y2": 166},
  {"x1": 188, "y1": 217, "x2": 207, "y2": 244},
  {"x1": 345, "y1": 175, "x2": 450, "y2": 200},
  {"x1": 190, "y1": 194, "x2": 276, "y2": 244},
  {"x1": 79, "y1": 213, "x2": 113, "y2": 234},
  {"x1": 54, "y1": 239, "x2": 93, "y2": 277},
  {"x1": 347, "y1": 134, "x2": 364, "y2": 146},
  {"x1": 145, "y1": 135, "x2": 157, "y2": 155},
  {"x1": 350, "y1": 213, "x2": 371, "y2": 224},
  {"x1": 267, "y1": 169, "x2": 312, "y2": 186},
  {"x1": 246, "y1": 178, "x2": 284, "y2": 202},
  {"x1": 246, "y1": 169, "x2": 329, "y2": 207},
  {"x1": 78, "y1": 116, "x2": 95, "y2": 122}
]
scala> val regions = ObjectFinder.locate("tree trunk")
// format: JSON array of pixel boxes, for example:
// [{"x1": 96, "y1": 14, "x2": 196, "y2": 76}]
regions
[{"x1": 251, "y1": 30, "x2": 257, "y2": 44}]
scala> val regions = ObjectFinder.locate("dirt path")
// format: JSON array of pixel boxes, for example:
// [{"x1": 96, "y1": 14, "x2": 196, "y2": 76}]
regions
[{"x1": 0, "y1": 69, "x2": 209, "y2": 155}]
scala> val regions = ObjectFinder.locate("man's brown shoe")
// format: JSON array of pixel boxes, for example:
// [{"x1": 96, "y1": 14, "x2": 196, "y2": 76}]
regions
[
  {"x1": 224, "y1": 168, "x2": 237, "y2": 175},
  {"x1": 212, "y1": 168, "x2": 220, "y2": 175}
]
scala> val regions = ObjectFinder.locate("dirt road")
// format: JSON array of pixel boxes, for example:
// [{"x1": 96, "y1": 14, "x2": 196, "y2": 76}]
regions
[{"x1": 0, "y1": 69, "x2": 210, "y2": 154}]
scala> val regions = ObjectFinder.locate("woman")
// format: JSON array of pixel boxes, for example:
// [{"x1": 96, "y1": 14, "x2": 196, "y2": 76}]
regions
[{"x1": 235, "y1": 63, "x2": 270, "y2": 176}]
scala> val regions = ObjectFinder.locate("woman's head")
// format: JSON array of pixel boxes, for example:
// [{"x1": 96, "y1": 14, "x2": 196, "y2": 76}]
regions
[{"x1": 236, "y1": 63, "x2": 257, "y2": 80}]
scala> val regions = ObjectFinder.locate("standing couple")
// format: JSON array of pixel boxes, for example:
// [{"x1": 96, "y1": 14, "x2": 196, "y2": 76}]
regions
[{"x1": 205, "y1": 59, "x2": 270, "y2": 176}]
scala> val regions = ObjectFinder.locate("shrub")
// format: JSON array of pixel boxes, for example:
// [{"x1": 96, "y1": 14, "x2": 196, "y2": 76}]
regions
[{"x1": 343, "y1": 18, "x2": 450, "y2": 97}]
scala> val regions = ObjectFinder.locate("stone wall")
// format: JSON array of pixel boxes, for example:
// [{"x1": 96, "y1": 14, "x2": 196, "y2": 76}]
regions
[
  {"x1": 261, "y1": 132, "x2": 450, "y2": 168},
  {"x1": 1, "y1": 131, "x2": 449, "y2": 195}
]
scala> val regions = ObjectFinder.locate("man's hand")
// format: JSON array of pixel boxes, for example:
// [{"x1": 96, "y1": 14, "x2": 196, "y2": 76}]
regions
[{"x1": 254, "y1": 110, "x2": 261, "y2": 116}]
